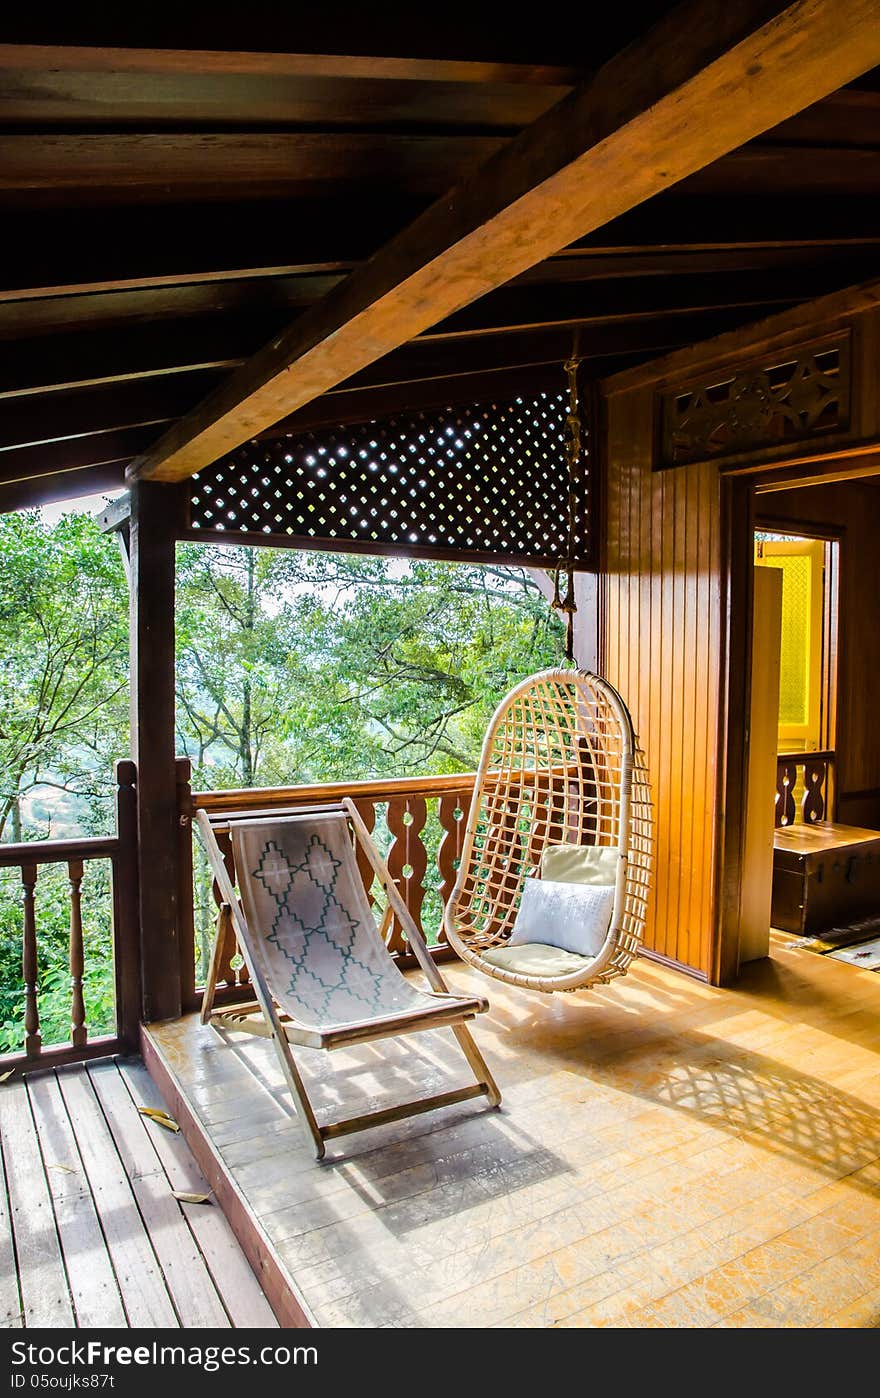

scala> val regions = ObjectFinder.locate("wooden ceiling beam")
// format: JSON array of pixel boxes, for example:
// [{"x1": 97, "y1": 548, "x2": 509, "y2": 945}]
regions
[
  {"x1": 4, "y1": 199, "x2": 879, "y2": 305},
  {"x1": 0, "y1": 46, "x2": 579, "y2": 130},
  {"x1": 274, "y1": 306, "x2": 788, "y2": 401},
  {"x1": 0, "y1": 317, "x2": 275, "y2": 398},
  {"x1": 0, "y1": 371, "x2": 224, "y2": 451},
  {"x1": 0, "y1": 273, "x2": 344, "y2": 340},
  {"x1": 130, "y1": 0, "x2": 880, "y2": 483},
  {"x1": 0, "y1": 44, "x2": 581, "y2": 87},
  {"x1": 0, "y1": 462, "x2": 126, "y2": 516},
  {"x1": 425, "y1": 266, "x2": 870, "y2": 338},
  {"x1": 587, "y1": 193, "x2": 880, "y2": 248},
  {"x1": 0, "y1": 424, "x2": 164, "y2": 487},
  {"x1": 0, "y1": 132, "x2": 507, "y2": 200},
  {"x1": 251, "y1": 351, "x2": 681, "y2": 439},
  {"x1": 2, "y1": 240, "x2": 877, "y2": 308},
  {"x1": 0, "y1": 200, "x2": 417, "y2": 300},
  {"x1": 0, "y1": 263, "x2": 836, "y2": 344}
]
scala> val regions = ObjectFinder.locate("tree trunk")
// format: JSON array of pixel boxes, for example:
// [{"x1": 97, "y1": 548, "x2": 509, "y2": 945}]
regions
[{"x1": 239, "y1": 550, "x2": 256, "y2": 786}]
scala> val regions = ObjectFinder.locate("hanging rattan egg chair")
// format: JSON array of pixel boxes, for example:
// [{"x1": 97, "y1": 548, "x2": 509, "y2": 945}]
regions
[{"x1": 444, "y1": 668, "x2": 653, "y2": 993}]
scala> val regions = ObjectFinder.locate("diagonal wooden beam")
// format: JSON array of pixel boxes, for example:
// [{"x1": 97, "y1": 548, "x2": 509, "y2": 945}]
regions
[{"x1": 131, "y1": 0, "x2": 880, "y2": 483}]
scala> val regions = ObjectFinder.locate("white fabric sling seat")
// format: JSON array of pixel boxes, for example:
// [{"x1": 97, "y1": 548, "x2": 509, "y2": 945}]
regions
[{"x1": 197, "y1": 801, "x2": 500, "y2": 1159}]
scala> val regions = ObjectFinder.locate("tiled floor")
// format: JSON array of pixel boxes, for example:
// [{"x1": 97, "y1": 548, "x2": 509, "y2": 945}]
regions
[{"x1": 147, "y1": 935, "x2": 880, "y2": 1328}]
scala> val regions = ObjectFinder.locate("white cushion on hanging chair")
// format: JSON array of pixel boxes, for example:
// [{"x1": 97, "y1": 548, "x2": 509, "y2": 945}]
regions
[
  {"x1": 482, "y1": 941, "x2": 596, "y2": 978},
  {"x1": 507, "y1": 875, "x2": 614, "y2": 958},
  {"x1": 540, "y1": 843, "x2": 621, "y2": 885}
]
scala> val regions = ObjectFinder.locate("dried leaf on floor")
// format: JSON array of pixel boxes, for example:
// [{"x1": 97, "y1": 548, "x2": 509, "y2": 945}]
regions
[
  {"x1": 138, "y1": 1106, "x2": 181, "y2": 1132},
  {"x1": 0, "y1": 1070, "x2": 14, "y2": 1083},
  {"x1": 172, "y1": 1191, "x2": 212, "y2": 1205}
]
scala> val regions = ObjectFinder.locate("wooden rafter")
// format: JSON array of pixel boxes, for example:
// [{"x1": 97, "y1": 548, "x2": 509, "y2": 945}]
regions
[{"x1": 129, "y1": 0, "x2": 880, "y2": 483}]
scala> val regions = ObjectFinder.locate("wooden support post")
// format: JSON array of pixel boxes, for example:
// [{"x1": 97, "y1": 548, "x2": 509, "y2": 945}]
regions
[
  {"x1": 113, "y1": 758, "x2": 142, "y2": 1051},
  {"x1": 129, "y1": 481, "x2": 182, "y2": 1022},
  {"x1": 176, "y1": 757, "x2": 197, "y2": 1012}
]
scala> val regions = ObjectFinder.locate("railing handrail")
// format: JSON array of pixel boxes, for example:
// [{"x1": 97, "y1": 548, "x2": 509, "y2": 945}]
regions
[
  {"x1": 777, "y1": 749, "x2": 836, "y2": 766},
  {"x1": 192, "y1": 770, "x2": 478, "y2": 812},
  {"x1": 0, "y1": 834, "x2": 120, "y2": 868}
]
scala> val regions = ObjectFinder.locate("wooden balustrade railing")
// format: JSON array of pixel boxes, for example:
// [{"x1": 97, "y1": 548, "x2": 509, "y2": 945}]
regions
[
  {"x1": 775, "y1": 750, "x2": 835, "y2": 828},
  {"x1": 0, "y1": 761, "x2": 141, "y2": 1072},
  {"x1": 176, "y1": 762, "x2": 476, "y2": 1009}
]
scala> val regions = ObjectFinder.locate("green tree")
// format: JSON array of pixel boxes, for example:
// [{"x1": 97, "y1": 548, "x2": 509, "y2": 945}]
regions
[
  {"x1": 174, "y1": 545, "x2": 565, "y2": 788},
  {"x1": 0, "y1": 509, "x2": 128, "y2": 1051},
  {"x1": 0, "y1": 510, "x2": 129, "y2": 841}
]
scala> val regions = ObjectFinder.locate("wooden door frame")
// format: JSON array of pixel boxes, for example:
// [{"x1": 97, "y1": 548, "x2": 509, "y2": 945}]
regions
[{"x1": 715, "y1": 458, "x2": 867, "y2": 984}]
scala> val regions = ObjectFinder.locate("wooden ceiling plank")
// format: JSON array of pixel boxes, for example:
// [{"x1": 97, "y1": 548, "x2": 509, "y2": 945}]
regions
[
  {"x1": 0, "y1": 424, "x2": 165, "y2": 487},
  {"x1": 0, "y1": 371, "x2": 224, "y2": 451},
  {"x1": 0, "y1": 45, "x2": 582, "y2": 86},
  {"x1": 129, "y1": 0, "x2": 880, "y2": 483},
  {"x1": 602, "y1": 274, "x2": 880, "y2": 394},
  {"x1": 0, "y1": 273, "x2": 344, "y2": 340},
  {"x1": 0, "y1": 132, "x2": 507, "y2": 197},
  {"x1": 0, "y1": 462, "x2": 127, "y2": 515}
]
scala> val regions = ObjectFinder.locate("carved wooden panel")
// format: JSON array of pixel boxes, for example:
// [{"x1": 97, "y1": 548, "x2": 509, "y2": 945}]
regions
[
  {"x1": 658, "y1": 335, "x2": 850, "y2": 469},
  {"x1": 188, "y1": 389, "x2": 595, "y2": 568}
]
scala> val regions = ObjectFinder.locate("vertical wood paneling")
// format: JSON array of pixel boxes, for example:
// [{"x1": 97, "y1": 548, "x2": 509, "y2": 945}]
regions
[{"x1": 603, "y1": 388, "x2": 721, "y2": 976}]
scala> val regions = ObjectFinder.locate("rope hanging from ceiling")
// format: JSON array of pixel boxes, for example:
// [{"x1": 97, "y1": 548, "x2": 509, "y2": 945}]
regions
[{"x1": 550, "y1": 343, "x2": 584, "y2": 662}]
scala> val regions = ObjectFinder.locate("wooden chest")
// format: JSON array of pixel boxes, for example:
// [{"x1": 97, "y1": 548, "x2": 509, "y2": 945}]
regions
[{"x1": 771, "y1": 823, "x2": 880, "y2": 936}]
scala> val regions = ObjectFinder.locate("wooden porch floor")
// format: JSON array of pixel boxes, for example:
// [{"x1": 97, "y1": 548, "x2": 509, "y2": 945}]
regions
[
  {"x1": 145, "y1": 936, "x2": 880, "y2": 1328},
  {"x1": 0, "y1": 1059, "x2": 278, "y2": 1328}
]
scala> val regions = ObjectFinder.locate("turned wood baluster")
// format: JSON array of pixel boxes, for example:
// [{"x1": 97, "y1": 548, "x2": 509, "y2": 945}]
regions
[
  {"x1": 437, "y1": 790, "x2": 471, "y2": 909},
  {"x1": 775, "y1": 761, "x2": 798, "y2": 827},
  {"x1": 385, "y1": 796, "x2": 427, "y2": 956},
  {"x1": 802, "y1": 757, "x2": 827, "y2": 825},
  {"x1": 21, "y1": 863, "x2": 40, "y2": 1059},
  {"x1": 68, "y1": 858, "x2": 87, "y2": 1047}
]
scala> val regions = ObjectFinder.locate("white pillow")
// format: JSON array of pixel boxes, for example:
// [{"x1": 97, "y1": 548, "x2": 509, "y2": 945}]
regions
[
  {"x1": 540, "y1": 843, "x2": 620, "y2": 886},
  {"x1": 508, "y1": 876, "x2": 614, "y2": 959}
]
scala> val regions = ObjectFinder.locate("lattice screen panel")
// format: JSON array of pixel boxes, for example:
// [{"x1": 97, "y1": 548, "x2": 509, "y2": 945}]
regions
[{"x1": 187, "y1": 391, "x2": 594, "y2": 568}]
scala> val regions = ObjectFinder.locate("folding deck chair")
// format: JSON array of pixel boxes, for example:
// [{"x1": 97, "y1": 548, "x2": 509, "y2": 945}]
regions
[{"x1": 196, "y1": 799, "x2": 501, "y2": 1159}]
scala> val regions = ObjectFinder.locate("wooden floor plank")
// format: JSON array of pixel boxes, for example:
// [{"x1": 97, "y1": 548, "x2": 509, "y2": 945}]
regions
[
  {"x1": 56, "y1": 1066, "x2": 179, "y2": 1328},
  {"x1": 0, "y1": 1098, "x2": 23, "y2": 1328},
  {"x1": 2, "y1": 1079, "x2": 73, "y2": 1328},
  {"x1": 27, "y1": 1073, "x2": 126, "y2": 1329},
  {"x1": 146, "y1": 934, "x2": 880, "y2": 1329},
  {"x1": 86, "y1": 1061, "x2": 230, "y2": 1329},
  {"x1": 116, "y1": 1058, "x2": 278, "y2": 1329}
]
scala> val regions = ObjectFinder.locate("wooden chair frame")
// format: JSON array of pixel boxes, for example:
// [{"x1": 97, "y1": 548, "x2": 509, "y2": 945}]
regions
[{"x1": 196, "y1": 799, "x2": 500, "y2": 1160}]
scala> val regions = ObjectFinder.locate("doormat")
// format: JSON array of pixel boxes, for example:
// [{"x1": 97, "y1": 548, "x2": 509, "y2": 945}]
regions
[
  {"x1": 788, "y1": 913, "x2": 880, "y2": 968},
  {"x1": 826, "y1": 936, "x2": 880, "y2": 970}
]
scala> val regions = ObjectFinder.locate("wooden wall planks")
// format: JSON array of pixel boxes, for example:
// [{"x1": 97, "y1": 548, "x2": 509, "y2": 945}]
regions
[
  {"x1": 601, "y1": 284, "x2": 880, "y2": 980},
  {"x1": 602, "y1": 389, "x2": 721, "y2": 976}
]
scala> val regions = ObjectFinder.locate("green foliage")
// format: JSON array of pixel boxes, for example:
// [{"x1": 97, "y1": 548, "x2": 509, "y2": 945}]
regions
[
  {"x1": 0, "y1": 510, "x2": 127, "y2": 1053},
  {"x1": 176, "y1": 546, "x2": 565, "y2": 789},
  {"x1": 0, "y1": 509, "x2": 129, "y2": 840},
  {"x1": 1, "y1": 503, "x2": 565, "y2": 1052},
  {"x1": 0, "y1": 862, "x2": 115, "y2": 1054}
]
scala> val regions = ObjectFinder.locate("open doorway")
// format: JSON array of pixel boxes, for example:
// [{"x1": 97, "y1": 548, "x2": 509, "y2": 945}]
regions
[
  {"x1": 729, "y1": 474, "x2": 880, "y2": 978},
  {"x1": 754, "y1": 527, "x2": 839, "y2": 816}
]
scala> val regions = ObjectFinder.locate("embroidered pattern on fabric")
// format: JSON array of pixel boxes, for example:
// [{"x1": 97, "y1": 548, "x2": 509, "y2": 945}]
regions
[{"x1": 252, "y1": 835, "x2": 397, "y2": 1021}]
